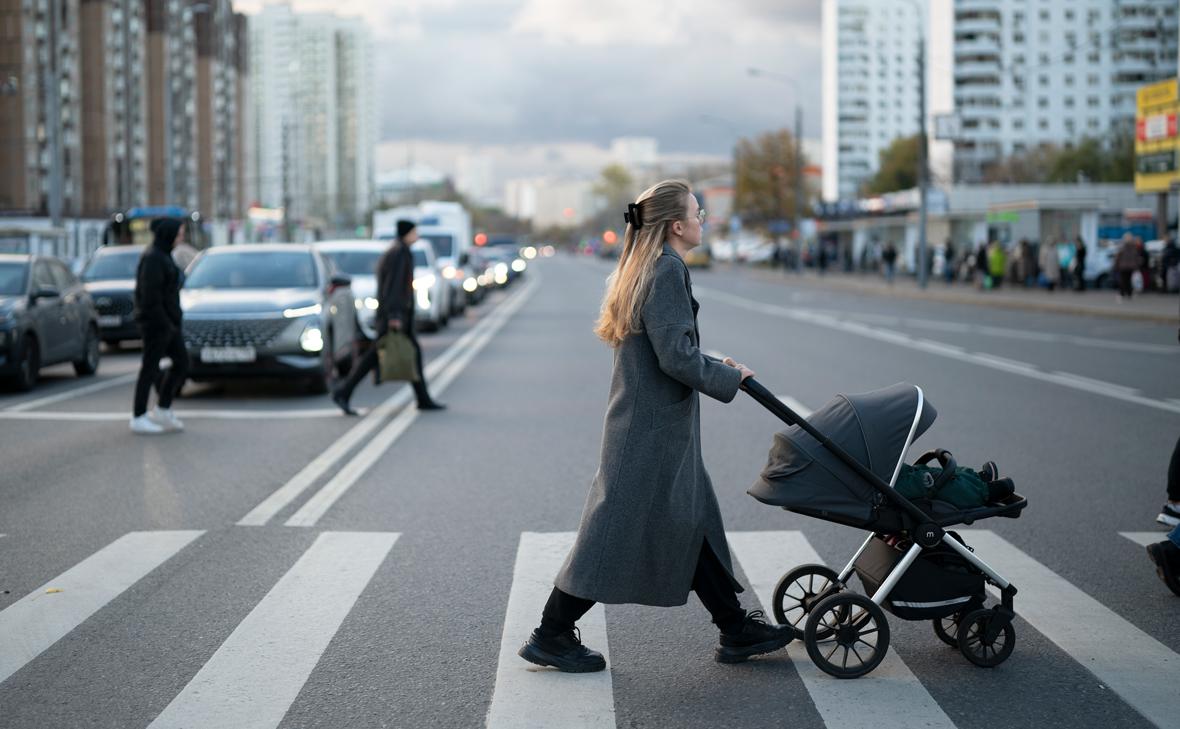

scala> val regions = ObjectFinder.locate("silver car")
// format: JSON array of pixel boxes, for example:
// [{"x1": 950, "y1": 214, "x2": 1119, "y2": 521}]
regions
[
  {"x1": 314, "y1": 240, "x2": 448, "y2": 337},
  {"x1": 180, "y1": 244, "x2": 355, "y2": 393}
]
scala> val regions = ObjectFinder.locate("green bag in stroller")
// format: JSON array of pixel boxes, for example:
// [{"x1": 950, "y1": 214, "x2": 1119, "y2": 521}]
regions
[{"x1": 894, "y1": 449, "x2": 991, "y2": 509}]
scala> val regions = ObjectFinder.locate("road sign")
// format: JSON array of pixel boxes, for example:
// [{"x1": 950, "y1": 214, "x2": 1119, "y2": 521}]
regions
[{"x1": 1135, "y1": 78, "x2": 1180, "y2": 193}]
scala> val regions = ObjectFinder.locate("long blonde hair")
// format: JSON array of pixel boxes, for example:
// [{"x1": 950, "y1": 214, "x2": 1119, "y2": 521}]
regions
[{"x1": 594, "y1": 179, "x2": 692, "y2": 347}]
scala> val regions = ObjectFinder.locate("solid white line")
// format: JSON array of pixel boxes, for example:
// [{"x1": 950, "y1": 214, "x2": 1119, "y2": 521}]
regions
[
  {"x1": 726, "y1": 531, "x2": 957, "y2": 729},
  {"x1": 3, "y1": 372, "x2": 138, "y2": 412},
  {"x1": 964, "y1": 530, "x2": 1179, "y2": 729},
  {"x1": 0, "y1": 408, "x2": 347, "y2": 422},
  {"x1": 0, "y1": 530, "x2": 203, "y2": 685},
  {"x1": 237, "y1": 289, "x2": 526, "y2": 527},
  {"x1": 485, "y1": 532, "x2": 613, "y2": 729},
  {"x1": 283, "y1": 279, "x2": 538, "y2": 527},
  {"x1": 1120, "y1": 532, "x2": 1169, "y2": 548},
  {"x1": 148, "y1": 531, "x2": 397, "y2": 729},
  {"x1": 695, "y1": 286, "x2": 1180, "y2": 418}
]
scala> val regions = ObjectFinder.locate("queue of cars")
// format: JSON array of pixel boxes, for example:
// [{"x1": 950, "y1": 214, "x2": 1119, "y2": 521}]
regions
[{"x1": 0, "y1": 234, "x2": 531, "y2": 393}]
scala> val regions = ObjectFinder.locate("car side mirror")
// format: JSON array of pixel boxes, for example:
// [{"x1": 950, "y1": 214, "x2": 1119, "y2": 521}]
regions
[
  {"x1": 328, "y1": 273, "x2": 351, "y2": 292},
  {"x1": 459, "y1": 253, "x2": 470, "y2": 266},
  {"x1": 31, "y1": 286, "x2": 60, "y2": 302}
]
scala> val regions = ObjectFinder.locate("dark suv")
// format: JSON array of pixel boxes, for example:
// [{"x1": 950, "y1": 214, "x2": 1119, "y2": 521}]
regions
[
  {"x1": 0, "y1": 254, "x2": 101, "y2": 391},
  {"x1": 81, "y1": 244, "x2": 198, "y2": 347}
]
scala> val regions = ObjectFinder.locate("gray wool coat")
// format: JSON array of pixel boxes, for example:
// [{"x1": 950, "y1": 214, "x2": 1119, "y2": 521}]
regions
[{"x1": 554, "y1": 245, "x2": 745, "y2": 607}]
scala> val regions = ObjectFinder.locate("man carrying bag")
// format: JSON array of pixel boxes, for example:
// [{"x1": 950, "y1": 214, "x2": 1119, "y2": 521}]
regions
[{"x1": 331, "y1": 219, "x2": 445, "y2": 415}]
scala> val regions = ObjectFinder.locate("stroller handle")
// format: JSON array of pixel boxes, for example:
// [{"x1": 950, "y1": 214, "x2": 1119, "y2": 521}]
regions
[{"x1": 740, "y1": 378, "x2": 803, "y2": 426}]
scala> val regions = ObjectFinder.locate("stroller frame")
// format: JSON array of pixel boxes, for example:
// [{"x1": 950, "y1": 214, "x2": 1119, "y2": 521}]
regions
[{"x1": 741, "y1": 378, "x2": 1018, "y2": 615}]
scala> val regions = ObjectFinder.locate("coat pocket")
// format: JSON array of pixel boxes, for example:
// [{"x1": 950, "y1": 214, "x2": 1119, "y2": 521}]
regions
[{"x1": 651, "y1": 393, "x2": 694, "y2": 431}]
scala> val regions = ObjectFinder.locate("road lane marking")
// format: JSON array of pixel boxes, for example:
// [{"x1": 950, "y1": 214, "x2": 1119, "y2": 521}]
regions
[
  {"x1": 695, "y1": 286, "x2": 1180, "y2": 418},
  {"x1": 0, "y1": 530, "x2": 203, "y2": 685},
  {"x1": 3, "y1": 372, "x2": 138, "y2": 412},
  {"x1": 237, "y1": 285, "x2": 534, "y2": 527},
  {"x1": 284, "y1": 278, "x2": 538, "y2": 527},
  {"x1": 486, "y1": 532, "x2": 614, "y2": 729},
  {"x1": 964, "y1": 530, "x2": 1179, "y2": 729},
  {"x1": 1120, "y1": 532, "x2": 1170, "y2": 547},
  {"x1": 0, "y1": 408, "x2": 346, "y2": 421},
  {"x1": 148, "y1": 531, "x2": 397, "y2": 729},
  {"x1": 727, "y1": 531, "x2": 958, "y2": 729}
]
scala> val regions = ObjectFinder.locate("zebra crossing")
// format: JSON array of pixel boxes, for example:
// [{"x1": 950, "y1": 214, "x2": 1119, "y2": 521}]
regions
[{"x1": 1, "y1": 528, "x2": 1176, "y2": 728}]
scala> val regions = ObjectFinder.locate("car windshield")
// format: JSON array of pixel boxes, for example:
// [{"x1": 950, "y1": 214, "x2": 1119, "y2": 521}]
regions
[
  {"x1": 185, "y1": 251, "x2": 318, "y2": 289},
  {"x1": 412, "y1": 249, "x2": 428, "y2": 267},
  {"x1": 323, "y1": 250, "x2": 382, "y2": 276},
  {"x1": 0, "y1": 262, "x2": 28, "y2": 295},
  {"x1": 419, "y1": 233, "x2": 454, "y2": 258},
  {"x1": 82, "y1": 249, "x2": 141, "y2": 281}
]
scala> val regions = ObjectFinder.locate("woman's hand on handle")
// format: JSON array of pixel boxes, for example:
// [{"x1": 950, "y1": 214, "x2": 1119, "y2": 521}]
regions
[{"x1": 723, "y1": 356, "x2": 755, "y2": 382}]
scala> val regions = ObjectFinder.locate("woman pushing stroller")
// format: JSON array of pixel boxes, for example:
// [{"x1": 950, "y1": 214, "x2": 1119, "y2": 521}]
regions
[{"x1": 517, "y1": 180, "x2": 796, "y2": 673}]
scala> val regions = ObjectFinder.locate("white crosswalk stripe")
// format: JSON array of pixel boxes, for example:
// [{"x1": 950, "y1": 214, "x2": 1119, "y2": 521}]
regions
[
  {"x1": 727, "y1": 531, "x2": 958, "y2": 729},
  {"x1": 486, "y1": 532, "x2": 614, "y2": 729},
  {"x1": 964, "y1": 531, "x2": 1180, "y2": 729},
  {"x1": 0, "y1": 530, "x2": 204, "y2": 685},
  {"x1": 1120, "y1": 531, "x2": 1170, "y2": 548},
  {"x1": 148, "y1": 531, "x2": 398, "y2": 729}
]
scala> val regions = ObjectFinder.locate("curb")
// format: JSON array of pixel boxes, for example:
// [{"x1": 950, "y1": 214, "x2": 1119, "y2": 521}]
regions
[{"x1": 742, "y1": 268, "x2": 1179, "y2": 325}]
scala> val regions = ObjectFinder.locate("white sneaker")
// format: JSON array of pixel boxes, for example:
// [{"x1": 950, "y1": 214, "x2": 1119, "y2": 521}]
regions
[
  {"x1": 150, "y1": 407, "x2": 185, "y2": 432},
  {"x1": 130, "y1": 414, "x2": 166, "y2": 435}
]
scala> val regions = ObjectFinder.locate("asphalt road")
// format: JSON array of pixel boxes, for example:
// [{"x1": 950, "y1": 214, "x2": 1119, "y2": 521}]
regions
[{"x1": 1, "y1": 254, "x2": 1177, "y2": 729}]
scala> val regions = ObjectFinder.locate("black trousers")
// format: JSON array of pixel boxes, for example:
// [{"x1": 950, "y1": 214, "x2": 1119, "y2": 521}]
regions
[
  {"x1": 133, "y1": 327, "x2": 189, "y2": 417},
  {"x1": 1118, "y1": 270, "x2": 1134, "y2": 298},
  {"x1": 334, "y1": 326, "x2": 432, "y2": 406},
  {"x1": 1168, "y1": 435, "x2": 1180, "y2": 502},
  {"x1": 540, "y1": 540, "x2": 746, "y2": 637}
]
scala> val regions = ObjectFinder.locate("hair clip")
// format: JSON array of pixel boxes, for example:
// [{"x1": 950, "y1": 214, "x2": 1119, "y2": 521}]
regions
[{"x1": 624, "y1": 202, "x2": 644, "y2": 230}]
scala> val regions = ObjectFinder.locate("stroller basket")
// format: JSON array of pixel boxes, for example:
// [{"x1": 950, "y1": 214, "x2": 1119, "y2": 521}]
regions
[{"x1": 854, "y1": 535, "x2": 985, "y2": 620}]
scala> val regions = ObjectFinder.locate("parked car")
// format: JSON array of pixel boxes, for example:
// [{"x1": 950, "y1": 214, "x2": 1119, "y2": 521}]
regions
[
  {"x1": 78, "y1": 244, "x2": 198, "y2": 347},
  {"x1": 313, "y1": 240, "x2": 448, "y2": 338},
  {"x1": 180, "y1": 244, "x2": 355, "y2": 393},
  {"x1": 0, "y1": 254, "x2": 100, "y2": 391}
]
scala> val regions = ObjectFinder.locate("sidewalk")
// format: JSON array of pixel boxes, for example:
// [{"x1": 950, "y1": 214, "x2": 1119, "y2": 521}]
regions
[{"x1": 743, "y1": 266, "x2": 1180, "y2": 324}]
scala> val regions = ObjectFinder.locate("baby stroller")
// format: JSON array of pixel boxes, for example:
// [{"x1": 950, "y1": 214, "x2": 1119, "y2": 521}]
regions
[{"x1": 741, "y1": 380, "x2": 1027, "y2": 679}]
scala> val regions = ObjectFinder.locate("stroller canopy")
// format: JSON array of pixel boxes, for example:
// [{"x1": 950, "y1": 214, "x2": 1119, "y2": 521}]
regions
[{"x1": 748, "y1": 383, "x2": 937, "y2": 528}]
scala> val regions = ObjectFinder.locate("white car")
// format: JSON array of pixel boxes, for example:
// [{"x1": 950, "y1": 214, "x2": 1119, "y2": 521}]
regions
[{"x1": 313, "y1": 240, "x2": 448, "y2": 338}]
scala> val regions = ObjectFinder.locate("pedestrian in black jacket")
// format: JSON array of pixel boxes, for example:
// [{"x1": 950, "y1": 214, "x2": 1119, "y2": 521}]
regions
[
  {"x1": 331, "y1": 220, "x2": 444, "y2": 415},
  {"x1": 130, "y1": 218, "x2": 189, "y2": 435}
]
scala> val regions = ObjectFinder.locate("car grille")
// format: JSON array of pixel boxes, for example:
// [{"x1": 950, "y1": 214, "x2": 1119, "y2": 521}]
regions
[
  {"x1": 93, "y1": 295, "x2": 133, "y2": 316},
  {"x1": 183, "y1": 318, "x2": 292, "y2": 348}
]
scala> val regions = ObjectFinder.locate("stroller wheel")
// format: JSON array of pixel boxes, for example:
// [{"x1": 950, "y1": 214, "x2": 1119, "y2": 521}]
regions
[
  {"x1": 956, "y1": 608, "x2": 1015, "y2": 668},
  {"x1": 933, "y1": 613, "x2": 964, "y2": 647},
  {"x1": 773, "y1": 564, "x2": 840, "y2": 633},
  {"x1": 804, "y1": 593, "x2": 890, "y2": 679}
]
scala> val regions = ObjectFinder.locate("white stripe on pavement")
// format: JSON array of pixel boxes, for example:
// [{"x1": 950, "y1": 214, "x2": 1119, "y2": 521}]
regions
[
  {"x1": 0, "y1": 530, "x2": 203, "y2": 685},
  {"x1": 1120, "y1": 532, "x2": 1171, "y2": 548},
  {"x1": 0, "y1": 408, "x2": 348, "y2": 422},
  {"x1": 695, "y1": 286, "x2": 1180, "y2": 418},
  {"x1": 727, "y1": 531, "x2": 958, "y2": 729},
  {"x1": 486, "y1": 532, "x2": 613, "y2": 729},
  {"x1": 148, "y1": 531, "x2": 398, "y2": 729},
  {"x1": 284, "y1": 279, "x2": 538, "y2": 527},
  {"x1": 964, "y1": 530, "x2": 1179, "y2": 729},
  {"x1": 3, "y1": 372, "x2": 138, "y2": 412}
]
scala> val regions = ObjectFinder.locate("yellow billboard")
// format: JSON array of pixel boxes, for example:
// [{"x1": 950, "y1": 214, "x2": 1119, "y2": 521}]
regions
[{"x1": 1135, "y1": 78, "x2": 1180, "y2": 193}]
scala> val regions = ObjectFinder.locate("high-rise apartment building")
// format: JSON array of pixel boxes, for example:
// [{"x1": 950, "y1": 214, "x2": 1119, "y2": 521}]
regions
[
  {"x1": 0, "y1": 0, "x2": 83, "y2": 217},
  {"x1": 249, "y1": 4, "x2": 373, "y2": 230},
  {"x1": 822, "y1": 0, "x2": 928, "y2": 202},
  {"x1": 193, "y1": 0, "x2": 243, "y2": 220},
  {"x1": 932, "y1": 0, "x2": 1178, "y2": 182},
  {"x1": 144, "y1": 0, "x2": 198, "y2": 211}
]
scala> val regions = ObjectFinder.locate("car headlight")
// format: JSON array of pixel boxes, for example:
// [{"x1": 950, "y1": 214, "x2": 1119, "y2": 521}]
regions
[
  {"x1": 299, "y1": 325, "x2": 324, "y2": 352},
  {"x1": 523, "y1": 246, "x2": 537, "y2": 259},
  {"x1": 495, "y1": 262, "x2": 508, "y2": 275},
  {"x1": 283, "y1": 303, "x2": 322, "y2": 318},
  {"x1": 364, "y1": 297, "x2": 378, "y2": 310},
  {"x1": 416, "y1": 289, "x2": 431, "y2": 308},
  {"x1": 512, "y1": 259, "x2": 527, "y2": 272},
  {"x1": 442, "y1": 265, "x2": 457, "y2": 280},
  {"x1": 413, "y1": 274, "x2": 436, "y2": 291}
]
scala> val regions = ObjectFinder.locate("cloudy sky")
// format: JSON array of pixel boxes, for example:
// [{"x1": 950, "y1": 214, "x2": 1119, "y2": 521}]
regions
[{"x1": 238, "y1": 0, "x2": 823, "y2": 157}]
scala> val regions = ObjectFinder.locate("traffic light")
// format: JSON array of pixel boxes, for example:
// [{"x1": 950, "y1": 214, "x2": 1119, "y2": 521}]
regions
[
  {"x1": 603, "y1": 230, "x2": 617, "y2": 245},
  {"x1": 475, "y1": 233, "x2": 487, "y2": 246}
]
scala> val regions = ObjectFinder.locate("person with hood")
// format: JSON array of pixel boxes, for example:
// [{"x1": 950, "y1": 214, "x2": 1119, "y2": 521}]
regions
[
  {"x1": 516, "y1": 180, "x2": 794, "y2": 675},
  {"x1": 331, "y1": 219, "x2": 444, "y2": 415},
  {"x1": 130, "y1": 217, "x2": 188, "y2": 435}
]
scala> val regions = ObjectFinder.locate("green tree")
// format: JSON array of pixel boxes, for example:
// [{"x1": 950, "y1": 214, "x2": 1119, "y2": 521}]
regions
[
  {"x1": 734, "y1": 128, "x2": 806, "y2": 231},
  {"x1": 861, "y1": 135, "x2": 921, "y2": 195},
  {"x1": 591, "y1": 163, "x2": 637, "y2": 234},
  {"x1": 983, "y1": 134, "x2": 1133, "y2": 184}
]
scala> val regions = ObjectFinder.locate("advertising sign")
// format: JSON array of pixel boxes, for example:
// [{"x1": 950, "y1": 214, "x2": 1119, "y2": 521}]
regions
[{"x1": 1135, "y1": 78, "x2": 1180, "y2": 193}]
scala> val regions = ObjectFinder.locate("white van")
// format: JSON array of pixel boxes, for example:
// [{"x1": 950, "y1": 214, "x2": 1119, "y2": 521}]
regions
[{"x1": 373, "y1": 201, "x2": 472, "y2": 316}]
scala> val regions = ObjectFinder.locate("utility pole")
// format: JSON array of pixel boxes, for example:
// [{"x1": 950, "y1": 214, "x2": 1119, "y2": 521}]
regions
[
  {"x1": 794, "y1": 104, "x2": 804, "y2": 273},
  {"x1": 282, "y1": 119, "x2": 293, "y2": 241},
  {"x1": 45, "y1": 0, "x2": 64, "y2": 226},
  {"x1": 916, "y1": 33, "x2": 930, "y2": 289}
]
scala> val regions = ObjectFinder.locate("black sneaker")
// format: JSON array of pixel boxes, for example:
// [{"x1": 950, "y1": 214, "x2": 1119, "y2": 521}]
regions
[
  {"x1": 418, "y1": 401, "x2": 447, "y2": 412},
  {"x1": 1146, "y1": 541, "x2": 1180, "y2": 597},
  {"x1": 518, "y1": 628, "x2": 606, "y2": 673},
  {"x1": 715, "y1": 610, "x2": 796, "y2": 664},
  {"x1": 1157, "y1": 503, "x2": 1180, "y2": 527}
]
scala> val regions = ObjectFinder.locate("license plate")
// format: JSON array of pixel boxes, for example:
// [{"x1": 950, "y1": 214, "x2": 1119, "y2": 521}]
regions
[
  {"x1": 200, "y1": 346, "x2": 257, "y2": 363},
  {"x1": 98, "y1": 315, "x2": 122, "y2": 327}
]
